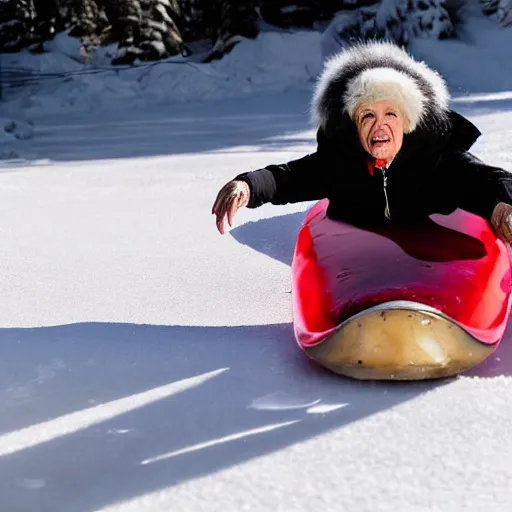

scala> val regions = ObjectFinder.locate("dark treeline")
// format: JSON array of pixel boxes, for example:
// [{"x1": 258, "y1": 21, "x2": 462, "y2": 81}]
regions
[{"x1": 0, "y1": 0, "x2": 510, "y2": 65}]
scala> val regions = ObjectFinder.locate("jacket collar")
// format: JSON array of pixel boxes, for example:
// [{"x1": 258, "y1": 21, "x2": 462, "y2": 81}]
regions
[{"x1": 321, "y1": 109, "x2": 482, "y2": 171}]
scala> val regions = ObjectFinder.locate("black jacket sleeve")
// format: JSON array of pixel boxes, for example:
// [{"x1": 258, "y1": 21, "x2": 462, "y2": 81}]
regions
[
  {"x1": 233, "y1": 129, "x2": 335, "y2": 208},
  {"x1": 444, "y1": 149, "x2": 512, "y2": 220}
]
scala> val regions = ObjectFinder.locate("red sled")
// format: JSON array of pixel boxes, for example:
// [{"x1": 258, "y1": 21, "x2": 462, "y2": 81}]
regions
[{"x1": 291, "y1": 199, "x2": 512, "y2": 380}]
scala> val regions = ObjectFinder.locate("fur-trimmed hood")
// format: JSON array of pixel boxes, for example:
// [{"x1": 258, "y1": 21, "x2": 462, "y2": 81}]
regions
[{"x1": 311, "y1": 41, "x2": 452, "y2": 137}]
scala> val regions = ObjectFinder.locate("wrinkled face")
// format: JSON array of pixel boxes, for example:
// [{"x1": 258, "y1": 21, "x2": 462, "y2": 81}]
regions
[{"x1": 354, "y1": 100, "x2": 405, "y2": 162}]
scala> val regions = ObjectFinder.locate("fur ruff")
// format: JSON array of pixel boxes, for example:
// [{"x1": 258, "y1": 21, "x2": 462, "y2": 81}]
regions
[{"x1": 311, "y1": 41, "x2": 451, "y2": 135}]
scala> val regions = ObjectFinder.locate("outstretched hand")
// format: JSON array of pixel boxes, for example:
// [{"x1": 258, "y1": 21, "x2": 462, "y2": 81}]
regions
[{"x1": 212, "y1": 180, "x2": 251, "y2": 234}]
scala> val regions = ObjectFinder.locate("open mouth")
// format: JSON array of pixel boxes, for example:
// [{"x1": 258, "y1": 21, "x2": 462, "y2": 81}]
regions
[{"x1": 371, "y1": 136, "x2": 390, "y2": 147}]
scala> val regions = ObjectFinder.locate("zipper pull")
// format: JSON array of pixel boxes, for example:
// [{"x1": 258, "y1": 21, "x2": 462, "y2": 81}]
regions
[{"x1": 379, "y1": 167, "x2": 391, "y2": 219}]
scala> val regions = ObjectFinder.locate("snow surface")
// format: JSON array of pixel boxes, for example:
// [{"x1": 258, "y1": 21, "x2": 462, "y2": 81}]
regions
[
  {"x1": 0, "y1": 30, "x2": 323, "y2": 117},
  {"x1": 1, "y1": 5, "x2": 512, "y2": 512}
]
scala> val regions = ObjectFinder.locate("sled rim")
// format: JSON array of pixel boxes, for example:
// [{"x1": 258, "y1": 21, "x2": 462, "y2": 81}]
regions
[{"x1": 303, "y1": 301, "x2": 496, "y2": 381}]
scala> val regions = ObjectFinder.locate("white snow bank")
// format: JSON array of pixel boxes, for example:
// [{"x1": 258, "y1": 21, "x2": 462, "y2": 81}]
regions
[
  {"x1": 2, "y1": 7, "x2": 511, "y2": 122},
  {"x1": 409, "y1": 8, "x2": 512, "y2": 95},
  {"x1": 1, "y1": 30, "x2": 323, "y2": 116},
  {"x1": 321, "y1": 5, "x2": 512, "y2": 97}
]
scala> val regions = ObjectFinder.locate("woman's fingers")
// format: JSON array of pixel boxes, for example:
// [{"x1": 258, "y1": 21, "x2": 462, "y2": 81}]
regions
[
  {"x1": 503, "y1": 213, "x2": 512, "y2": 241},
  {"x1": 212, "y1": 183, "x2": 231, "y2": 215},
  {"x1": 215, "y1": 192, "x2": 236, "y2": 234},
  {"x1": 212, "y1": 185, "x2": 231, "y2": 234},
  {"x1": 215, "y1": 195, "x2": 232, "y2": 234},
  {"x1": 227, "y1": 194, "x2": 242, "y2": 227},
  {"x1": 491, "y1": 202, "x2": 512, "y2": 243},
  {"x1": 216, "y1": 213, "x2": 226, "y2": 234},
  {"x1": 212, "y1": 180, "x2": 250, "y2": 234}
]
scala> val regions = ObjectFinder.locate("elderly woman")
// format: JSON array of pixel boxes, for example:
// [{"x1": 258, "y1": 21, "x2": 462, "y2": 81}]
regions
[{"x1": 212, "y1": 41, "x2": 512, "y2": 241}]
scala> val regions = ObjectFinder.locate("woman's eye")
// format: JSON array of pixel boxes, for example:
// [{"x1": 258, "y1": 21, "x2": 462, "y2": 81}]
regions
[
  {"x1": 386, "y1": 112, "x2": 397, "y2": 117},
  {"x1": 362, "y1": 113, "x2": 374, "y2": 120}
]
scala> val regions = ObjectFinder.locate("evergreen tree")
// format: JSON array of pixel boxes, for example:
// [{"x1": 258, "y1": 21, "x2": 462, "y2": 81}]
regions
[
  {"x1": 408, "y1": 0, "x2": 454, "y2": 39},
  {"x1": 260, "y1": 0, "x2": 334, "y2": 28},
  {"x1": 204, "y1": 0, "x2": 259, "y2": 62},
  {"x1": 326, "y1": 0, "x2": 455, "y2": 49},
  {"x1": 68, "y1": 0, "x2": 109, "y2": 45},
  {"x1": 497, "y1": 0, "x2": 512, "y2": 26},
  {"x1": 138, "y1": 0, "x2": 185, "y2": 60},
  {"x1": 178, "y1": 0, "x2": 207, "y2": 41},
  {"x1": 480, "y1": 0, "x2": 498, "y2": 15},
  {"x1": 359, "y1": 0, "x2": 410, "y2": 45},
  {"x1": 31, "y1": 0, "x2": 60, "y2": 50},
  {"x1": 480, "y1": 0, "x2": 512, "y2": 25},
  {"x1": 0, "y1": 0, "x2": 490, "y2": 64},
  {"x1": 0, "y1": 0, "x2": 38, "y2": 52},
  {"x1": 107, "y1": 0, "x2": 143, "y2": 64},
  {"x1": 0, "y1": 0, "x2": 23, "y2": 52}
]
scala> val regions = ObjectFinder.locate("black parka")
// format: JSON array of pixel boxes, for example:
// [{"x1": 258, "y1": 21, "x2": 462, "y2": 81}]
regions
[{"x1": 235, "y1": 110, "x2": 512, "y2": 225}]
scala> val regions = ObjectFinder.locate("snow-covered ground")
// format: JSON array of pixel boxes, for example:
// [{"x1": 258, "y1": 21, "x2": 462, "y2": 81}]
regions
[
  {"x1": 0, "y1": 29, "x2": 323, "y2": 117},
  {"x1": 1, "y1": 4, "x2": 512, "y2": 512}
]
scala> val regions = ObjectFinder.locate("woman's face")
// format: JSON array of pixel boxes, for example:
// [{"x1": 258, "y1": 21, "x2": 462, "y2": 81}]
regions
[{"x1": 355, "y1": 99, "x2": 405, "y2": 162}]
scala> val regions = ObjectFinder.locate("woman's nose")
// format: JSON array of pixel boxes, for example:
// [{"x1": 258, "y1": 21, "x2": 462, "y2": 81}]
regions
[{"x1": 375, "y1": 113, "x2": 386, "y2": 125}]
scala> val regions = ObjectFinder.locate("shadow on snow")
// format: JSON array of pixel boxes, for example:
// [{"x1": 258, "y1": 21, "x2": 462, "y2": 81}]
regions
[
  {"x1": 2, "y1": 91, "x2": 316, "y2": 163},
  {"x1": 1, "y1": 210, "x2": 511, "y2": 511},
  {"x1": 4, "y1": 90, "x2": 511, "y2": 164},
  {"x1": 0, "y1": 321, "x2": 441, "y2": 512}
]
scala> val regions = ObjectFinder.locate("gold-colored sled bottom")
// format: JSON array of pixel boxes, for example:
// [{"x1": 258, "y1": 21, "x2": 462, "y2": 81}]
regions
[{"x1": 304, "y1": 302, "x2": 494, "y2": 381}]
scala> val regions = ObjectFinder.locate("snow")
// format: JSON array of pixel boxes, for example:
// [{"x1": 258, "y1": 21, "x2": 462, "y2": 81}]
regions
[
  {"x1": 1, "y1": 6, "x2": 512, "y2": 512},
  {"x1": 0, "y1": 29, "x2": 323, "y2": 116},
  {"x1": 410, "y1": 5, "x2": 512, "y2": 95}
]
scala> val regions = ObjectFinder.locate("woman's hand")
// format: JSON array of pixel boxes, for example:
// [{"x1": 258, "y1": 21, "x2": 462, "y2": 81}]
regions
[
  {"x1": 491, "y1": 202, "x2": 512, "y2": 243},
  {"x1": 212, "y1": 180, "x2": 251, "y2": 234}
]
